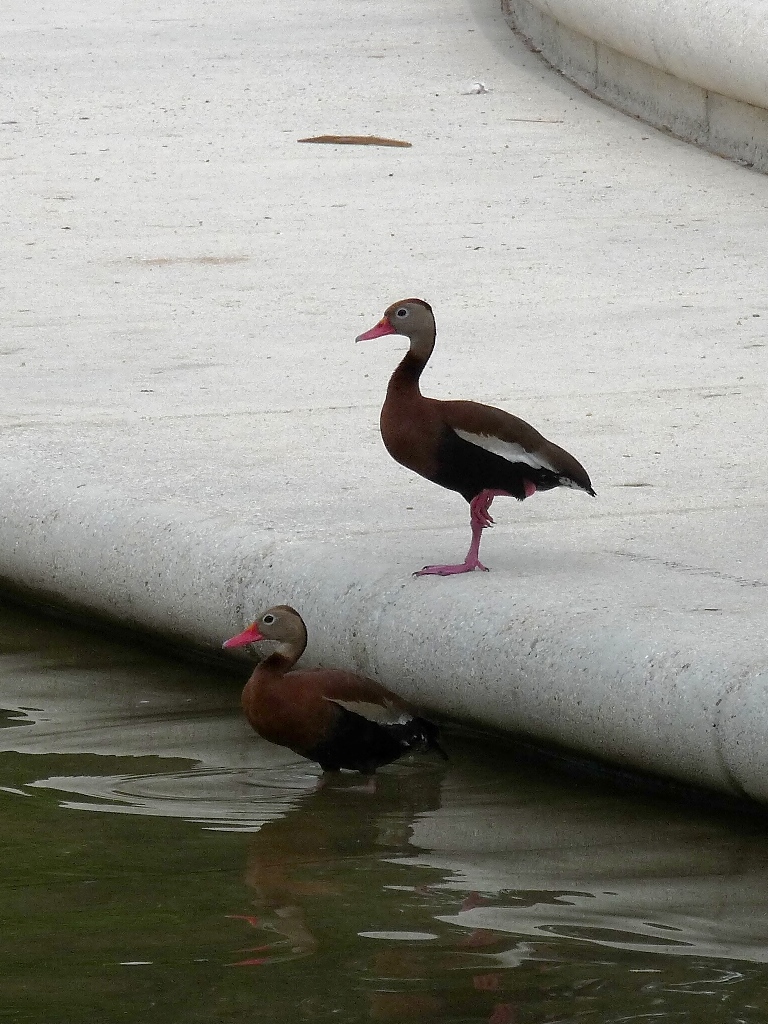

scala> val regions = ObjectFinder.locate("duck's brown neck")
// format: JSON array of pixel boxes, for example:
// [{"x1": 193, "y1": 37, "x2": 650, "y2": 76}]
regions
[
  {"x1": 390, "y1": 333, "x2": 435, "y2": 391},
  {"x1": 244, "y1": 653, "x2": 294, "y2": 704},
  {"x1": 253, "y1": 636, "x2": 307, "y2": 679}
]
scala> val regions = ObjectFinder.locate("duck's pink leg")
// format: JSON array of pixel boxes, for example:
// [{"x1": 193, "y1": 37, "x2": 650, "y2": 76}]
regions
[{"x1": 414, "y1": 484, "x2": 536, "y2": 577}]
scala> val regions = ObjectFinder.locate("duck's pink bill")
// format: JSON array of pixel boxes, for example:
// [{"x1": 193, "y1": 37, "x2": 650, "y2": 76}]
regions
[
  {"x1": 222, "y1": 624, "x2": 264, "y2": 649},
  {"x1": 355, "y1": 318, "x2": 396, "y2": 342}
]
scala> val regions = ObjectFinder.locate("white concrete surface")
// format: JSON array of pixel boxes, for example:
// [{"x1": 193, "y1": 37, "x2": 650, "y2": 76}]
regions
[
  {"x1": 3, "y1": 0, "x2": 768, "y2": 799},
  {"x1": 504, "y1": 0, "x2": 768, "y2": 172}
]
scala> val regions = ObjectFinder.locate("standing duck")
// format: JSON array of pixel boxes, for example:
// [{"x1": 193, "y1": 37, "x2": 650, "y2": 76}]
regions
[
  {"x1": 222, "y1": 605, "x2": 447, "y2": 773},
  {"x1": 356, "y1": 298, "x2": 595, "y2": 575}
]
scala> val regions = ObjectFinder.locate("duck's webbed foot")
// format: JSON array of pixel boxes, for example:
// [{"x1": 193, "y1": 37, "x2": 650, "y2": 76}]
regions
[{"x1": 414, "y1": 557, "x2": 489, "y2": 576}]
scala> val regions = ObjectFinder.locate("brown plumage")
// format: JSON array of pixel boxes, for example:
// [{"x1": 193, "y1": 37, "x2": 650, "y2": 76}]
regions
[
  {"x1": 222, "y1": 605, "x2": 446, "y2": 773},
  {"x1": 357, "y1": 298, "x2": 595, "y2": 575}
]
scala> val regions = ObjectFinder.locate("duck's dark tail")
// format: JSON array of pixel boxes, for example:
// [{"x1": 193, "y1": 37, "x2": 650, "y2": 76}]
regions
[{"x1": 412, "y1": 716, "x2": 449, "y2": 761}]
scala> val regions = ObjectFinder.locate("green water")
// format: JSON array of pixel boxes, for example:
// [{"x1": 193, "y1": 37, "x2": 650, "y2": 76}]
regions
[{"x1": 1, "y1": 600, "x2": 767, "y2": 1023}]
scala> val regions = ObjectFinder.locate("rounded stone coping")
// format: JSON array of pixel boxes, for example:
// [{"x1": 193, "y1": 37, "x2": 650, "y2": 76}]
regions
[
  {"x1": 523, "y1": 0, "x2": 768, "y2": 110},
  {"x1": 503, "y1": 0, "x2": 768, "y2": 173},
  {"x1": 3, "y1": 472, "x2": 768, "y2": 805}
]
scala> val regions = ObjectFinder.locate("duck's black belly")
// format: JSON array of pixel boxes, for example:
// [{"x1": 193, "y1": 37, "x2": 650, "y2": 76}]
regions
[
  {"x1": 432, "y1": 427, "x2": 561, "y2": 503},
  {"x1": 305, "y1": 706, "x2": 436, "y2": 774}
]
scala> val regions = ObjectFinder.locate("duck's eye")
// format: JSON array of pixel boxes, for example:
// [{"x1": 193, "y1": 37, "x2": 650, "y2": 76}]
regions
[
  {"x1": 395, "y1": 307, "x2": 409, "y2": 318},
  {"x1": 262, "y1": 613, "x2": 275, "y2": 625}
]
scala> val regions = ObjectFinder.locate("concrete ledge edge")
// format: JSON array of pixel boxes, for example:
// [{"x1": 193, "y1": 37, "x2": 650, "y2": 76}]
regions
[
  {"x1": 1, "y1": 474, "x2": 766, "y2": 803},
  {"x1": 502, "y1": 0, "x2": 768, "y2": 174}
]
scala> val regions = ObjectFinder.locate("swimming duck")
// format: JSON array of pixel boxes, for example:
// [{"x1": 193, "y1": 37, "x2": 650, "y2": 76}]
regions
[{"x1": 223, "y1": 605, "x2": 447, "y2": 772}]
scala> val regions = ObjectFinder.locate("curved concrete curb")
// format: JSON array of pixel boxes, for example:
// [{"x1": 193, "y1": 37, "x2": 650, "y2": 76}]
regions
[
  {"x1": 2, "y1": 470, "x2": 768, "y2": 804},
  {"x1": 502, "y1": 0, "x2": 768, "y2": 173}
]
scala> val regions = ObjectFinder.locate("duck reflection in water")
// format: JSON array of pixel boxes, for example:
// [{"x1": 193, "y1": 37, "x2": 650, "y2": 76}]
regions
[
  {"x1": 225, "y1": 765, "x2": 521, "y2": 1024},
  {"x1": 227, "y1": 768, "x2": 443, "y2": 964}
]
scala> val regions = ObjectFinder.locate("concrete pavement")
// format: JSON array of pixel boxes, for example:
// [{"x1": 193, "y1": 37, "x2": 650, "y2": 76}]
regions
[{"x1": 3, "y1": 0, "x2": 768, "y2": 798}]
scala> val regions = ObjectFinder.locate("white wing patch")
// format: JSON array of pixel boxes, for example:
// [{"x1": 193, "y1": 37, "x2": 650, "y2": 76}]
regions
[
  {"x1": 325, "y1": 697, "x2": 412, "y2": 726},
  {"x1": 453, "y1": 428, "x2": 557, "y2": 473}
]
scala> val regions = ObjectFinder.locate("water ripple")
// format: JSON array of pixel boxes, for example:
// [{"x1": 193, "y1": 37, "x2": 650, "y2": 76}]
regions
[{"x1": 28, "y1": 764, "x2": 319, "y2": 831}]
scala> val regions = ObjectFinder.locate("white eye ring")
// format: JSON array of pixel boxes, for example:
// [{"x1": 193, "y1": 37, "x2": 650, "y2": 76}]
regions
[
  {"x1": 395, "y1": 307, "x2": 409, "y2": 318},
  {"x1": 262, "y1": 613, "x2": 275, "y2": 625}
]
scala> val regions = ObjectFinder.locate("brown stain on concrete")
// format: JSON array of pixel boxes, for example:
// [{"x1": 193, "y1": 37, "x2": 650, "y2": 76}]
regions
[{"x1": 298, "y1": 135, "x2": 412, "y2": 147}]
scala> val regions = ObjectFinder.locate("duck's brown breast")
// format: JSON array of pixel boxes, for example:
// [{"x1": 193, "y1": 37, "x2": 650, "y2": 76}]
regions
[{"x1": 380, "y1": 389, "x2": 444, "y2": 481}]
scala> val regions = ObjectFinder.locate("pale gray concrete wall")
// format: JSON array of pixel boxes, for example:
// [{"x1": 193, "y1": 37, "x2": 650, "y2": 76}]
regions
[{"x1": 503, "y1": 0, "x2": 768, "y2": 172}]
